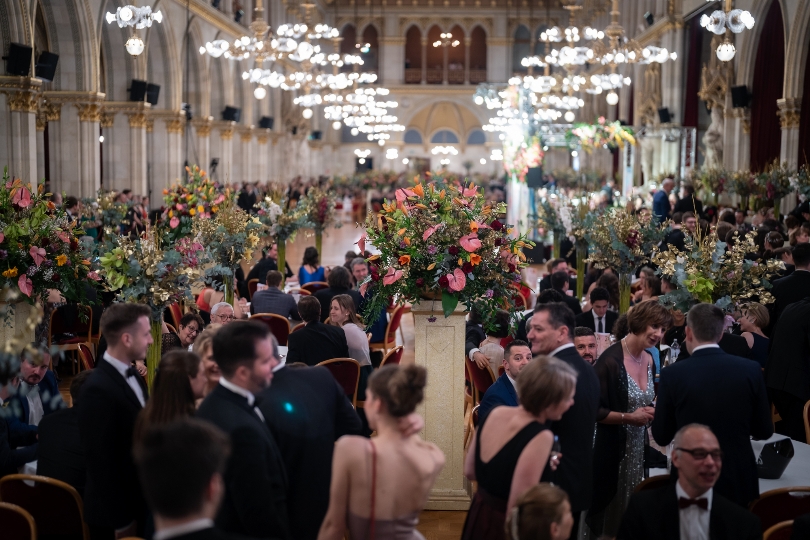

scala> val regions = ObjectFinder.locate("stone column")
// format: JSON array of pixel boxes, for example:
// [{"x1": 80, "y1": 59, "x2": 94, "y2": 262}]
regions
[
  {"x1": 256, "y1": 131, "x2": 270, "y2": 183},
  {"x1": 36, "y1": 111, "x2": 46, "y2": 182},
  {"x1": 214, "y1": 121, "x2": 235, "y2": 185},
  {"x1": 726, "y1": 108, "x2": 750, "y2": 172},
  {"x1": 0, "y1": 76, "x2": 42, "y2": 182},
  {"x1": 412, "y1": 300, "x2": 471, "y2": 510},
  {"x1": 127, "y1": 107, "x2": 150, "y2": 200},
  {"x1": 778, "y1": 98, "x2": 801, "y2": 215},
  {"x1": 75, "y1": 102, "x2": 102, "y2": 197},
  {"x1": 464, "y1": 38, "x2": 471, "y2": 84},
  {"x1": 421, "y1": 38, "x2": 428, "y2": 84},
  {"x1": 192, "y1": 118, "x2": 213, "y2": 172},
  {"x1": 165, "y1": 116, "x2": 185, "y2": 188}
]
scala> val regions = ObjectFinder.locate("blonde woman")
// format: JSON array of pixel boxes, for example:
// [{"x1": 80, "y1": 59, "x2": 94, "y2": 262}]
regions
[{"x1": 738, "y1": 302, "x2": 770, "y2": 369}]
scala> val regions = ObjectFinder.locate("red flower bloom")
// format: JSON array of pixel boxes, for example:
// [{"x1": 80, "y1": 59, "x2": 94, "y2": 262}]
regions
[
  {"x1": 438, "y1": 275, "x2": 449, "y2": 288},
  {"x1": 448, "y1": 246, "x2": 459, "y2": 256},
  {"x1": 490, "y1": 219, "x2": 503, "y2": 231},
  {"x1": 416, "y1": 278, "x2": 425, "y2": 287},
  {"x1": 462, "y1": 263, "x2": 474, "y2": 274}
]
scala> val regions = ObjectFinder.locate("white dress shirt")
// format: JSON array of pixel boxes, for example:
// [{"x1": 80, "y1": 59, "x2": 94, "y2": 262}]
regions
[
  {"x1": 103, "y1": 352, "x2": 145, "y2": 407},
  {"x1": 592, "y1": 310, "x2": 606, "y2": 334},
  {"x1": 549, "y1": 342, "x2": 576, "y2": 357},
  {"x1": 676, "y1": 482, "x2": 712, "y2": 540},
  {"x1": 690, "y1": 344, "x2": 720, "y2": 354},
  {"x1": 153, "y1": 518, "x2": 214, "y2": 540},
  {"x1": 20, "y1": 381, "x2": 44, "y2": 426},
  {"x1": 218, "y1": 378, "x2": 265, "y2": 422}
]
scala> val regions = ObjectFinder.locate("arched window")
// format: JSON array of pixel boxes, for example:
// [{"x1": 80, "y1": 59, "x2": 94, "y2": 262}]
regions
[
  {"x1": 404, "y1": 26, "x2": 422, "y2": 83},
  {"x1": 469, "y1": 26, "x2": 487, "y2": 83},
  {"x1": 512, "y1": 25, "x2": 531, "y2": 74},
  {"x1": 426, "y1": 25, "x2": 443, "y2": 84},
  {"x1": 467, "y1": 130, "x2": 486, "y2": 145},
  {"x1": 361, "y1": 25, "x2": 379, "y2": 73},
  {"x1": 534, "y1": 26, "x2": 549, "y2": 57},
  {"x1": 447, "y1": 25, "x2": 465, "y2": 84},
  {"x1": 340, "y1": 25, "x2": 357, "y2": 73},
  {"x1": 430, "y1": 130, "x2": 460, "y2": 144},
  {"x1": 404, "y1": 129, "x2": 423, "y2": 144}
]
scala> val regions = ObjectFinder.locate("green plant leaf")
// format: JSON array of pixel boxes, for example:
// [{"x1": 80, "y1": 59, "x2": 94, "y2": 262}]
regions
[{"x1": 442, "y1": 290, "x2": 458, "y2": 318}]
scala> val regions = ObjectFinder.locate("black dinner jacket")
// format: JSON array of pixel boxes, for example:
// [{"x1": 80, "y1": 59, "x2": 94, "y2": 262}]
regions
[
  {"x1": 77, "y1": 358, "x2": 147, "y2": 529},
  {"x1": 0, "y1": 414, "x2": 38, "y2": 477},
  {"x1": 651, "y1": 347, "x2": 773, "y2": 507},
  {"x1": 540, "y1": 345, "x2": 599, "y2": 513},
  {"x1": 258, "y1": 366, "x2": 363, "y2": 540},
  {"x1": 767, "y1": 270, "x2": 810, "y2": 336},
  {"x1": 575, "y1": 309, "x2": 618, "y2": 334},
  {"x1": 465, "y1": 321, "x2": 487, "y2": 359},
  {"x1": 286, "y1": 320, "x2": 350, "y2": 366},
  {"x1": 765, "y1": 298, "x2": 810, "y2": 402},
  {"x1": 616, "y1": 484, "x2": 762, "y2": 540},
  {"x1": 676, "y1": 333, "x2": 753, "y2": 362},
  {"x1": 36, "y1": 407, "x2": 86, "y2": 496},
  {"x1": 197, "y1": 384, "x2": 291, "y2": 540},
  {"x1": 156, "y1": 527, "x2": 260, "y2": 540}
]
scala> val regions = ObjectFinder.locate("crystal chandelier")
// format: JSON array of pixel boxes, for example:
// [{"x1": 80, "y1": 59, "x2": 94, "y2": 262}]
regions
[
  {"x1": 700, "y1": 0, "x2": 754, "y2": 62},
  {"x1": 588, "y1": 0, "x2": 677, "y2": 66},
  {"x1": 433, "y1": 32, "x2": 460, "y2": 48},
  {"x1": 105, "y1": 5, "x2": 163, "y2": 28}
]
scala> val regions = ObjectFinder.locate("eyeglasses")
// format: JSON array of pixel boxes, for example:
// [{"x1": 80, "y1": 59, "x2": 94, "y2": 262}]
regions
[
  {"x1": 214, "y1": 314, "x2": 235, "y2": 321},
  {"x1": 676, "y1": 447, "x2": 723, "y2": 461},
  {"x1": 183, "y1": 326, "x2": 200, "y2": 335}
]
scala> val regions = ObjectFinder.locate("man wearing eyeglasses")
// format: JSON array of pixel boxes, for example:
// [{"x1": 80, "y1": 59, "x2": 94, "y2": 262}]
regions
[
  {"x1": 211, "y1": 302, "x2": 241, "y2": 325},
  {"x1": 617, "y1": 424, "x2": 761, "y2": 540}
]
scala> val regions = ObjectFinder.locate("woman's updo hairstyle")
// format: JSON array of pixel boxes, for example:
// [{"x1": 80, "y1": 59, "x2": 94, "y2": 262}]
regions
[{"x1": 367, "y1": 364, "x2": 427, "y2": 417}]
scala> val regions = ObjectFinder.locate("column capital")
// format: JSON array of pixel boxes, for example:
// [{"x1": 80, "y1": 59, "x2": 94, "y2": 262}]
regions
[
  {"x1": 240, "y1": 129, "x2": 254, "y2": 142},
  {"x1": 127, "y1": 112, "x2": 149, "y2": 128},
  {"x1": 166, "y1": 118, "x2": 185, "y2": 134},
  {"x1": 77, "y1": 103, "x2": 103, "y2": 123},
  {"x1": 0, "y1": 76, "x2": 42, "y2": 113},
  {"x1": 100, "y1": 112, "x2": 115, "y2": 128},
  {"x1": 777, "y1": 98, "x2": 801, "y2": 129},
  {"x1": 214, "y1": 120, "x2": 236, "y2": 140},
  {"x1": 192, "y1": 117, "x2": 214, "y2": 137}
]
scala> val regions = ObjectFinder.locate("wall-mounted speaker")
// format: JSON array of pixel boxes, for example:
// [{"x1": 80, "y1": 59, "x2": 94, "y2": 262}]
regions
[
  {"x1": 310, "y1": 130, "x2": 322, "y2": 140},
  {"x1": 222, "y1": 106, "x2": 241, "y2": 122},
  {"x1": 259, "y1": 116, "x2": 274, "y2": 129},
  {"x1": 146, "y1": 83, "x2": 160, "y2": 106},
  {"x1": 129, "y1": 79, "x2": 148, "y2": 102},
  {"x1": 526, "y1": 166, "x2": 545, "y2": 188},
  {"x1": 658, "y1": 107, "x2": 672, "y2": 124},
  {"x1": 731, "y1": 85, "x2": 751, "y2": 108},
  {"x1": 35, "y1": 51, "x2": 59, "y2": 81},
  {"x1": 3, "y1": 43, "x2": 33, "y2": 76}
]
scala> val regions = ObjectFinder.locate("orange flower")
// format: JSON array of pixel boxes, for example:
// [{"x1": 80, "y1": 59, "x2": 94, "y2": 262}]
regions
[
  {"x1": 470, "y1": 253, "x2": 482, "y2": 266},
  {"x1": 412, "y1": 184, "x2": 424, "y2": 197},
  {"x1": 397, "y1": 228, "x2": 407, "y2": 236},
  {"x1": 2, "y1": 267, "x2": 18, "y2": 278},
  {"x1": 399, "y1": 255, "x2": 411, "y2": 266},
  {"x1": 47, "y1": 201, "x2": 55, "y2": 210},
  {"x1": 403, "y1": 237, "x2": 411, "y2": 246},
  {"x1": 470, "y1": 221, "x2": 479, "y2": 233},
  {"x1": 56, "y1": 255, "x2": 68, "y2": 266}
]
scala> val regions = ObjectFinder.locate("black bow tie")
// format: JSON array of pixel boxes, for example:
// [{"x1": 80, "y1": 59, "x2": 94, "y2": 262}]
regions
[
  {"x1": 125, "y1": 366, "x2": 139, "y2": 378},
  {"x1": 678, "y1": 497, "x2": 708, "y2": 510}
]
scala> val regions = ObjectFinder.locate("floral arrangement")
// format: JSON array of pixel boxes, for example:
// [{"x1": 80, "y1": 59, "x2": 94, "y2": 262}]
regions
[
  {"x1": 503, "y1": 134, "x2": 543, "y2": 182},
  {"x1": 564, "y1": 199, "x2": 595, "y2": 300},
  {"x1": 757, "y1": 160, "x2": 793, "y2": 201},
  {"x1": 790, "y1": 164, "x2": 810, "y2": 199},
  {"x1": 585, "y1": 208, "x2": 666, "y2": 313},
  {"x1": 193, "y1": 200, "x2": 263, "y2": 303},
  {"x1": 162, "y1": 165, "x2": 228, "y2": 243},
  {"x1": 728, "y1": 170, "x2": 763, "y2": 198},
  {"x1": 653, "y1": 228, "x2": 783, "y2": 313},
  {"x1": 255, "y1": 197, "x2": 283, "y2": 236},
  {"x1": 552, "y1": 169, "x2": 605, "y2": 193},
  {"x1": 693, "y1": 168, "x2": 729, "y2": 201},
  {"x1": 534, "y1": 196, "x2": 565, "y2": 247},
  {"x1": 565, "y1": 117, "x2": 636, "y2": 153},
  {"x1": 359, "y1": 181, "x2": 534, "y2": 332},
  {"x1": 0, "y1": 168, "x2": 102, "y2": 313},
  {"x1": 332, "y1": 171, "x2": 405, "y2": 192},
  {"x1": 300, "y1": 185, "x2": 342, "y2": 254},
  {"x1": 83, "y1": 190, "x2": 130, "y2": 240}
]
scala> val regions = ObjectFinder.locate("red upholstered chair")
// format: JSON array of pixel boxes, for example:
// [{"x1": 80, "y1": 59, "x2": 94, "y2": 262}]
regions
[
  {"x1": 369, "y1": 305, "x2": 404, "y2": 354},
  {"x1": 78, "y1": 344, "x2": 95, "y2": 371},
  {"x1": 49, "y1": 305, "x2": 93, "y2": 374},
  {"x1": 764, "y1": 520, "x2": 794, "y2": 540},
  {"x1": 466, "y1": 359, "x2": 496, "y2": 405},
  {"x1": 380, "y1": 346, "x2": 404, "y2": 367},
  {"x1": 500, "y1": 336, "x2": 515, "y2": 348},
  {"x1": 291, "y1": 322, "x2": 306, "y2": 333},
  {"x1": 750, "y1": 487, "x2": 810, "y2": 532},
  {"x1": 301, "y1": 281, "x2": 329, "y2": 294},
  {"x1": 247, "y1": 279, "x2": 260, "y2": 300},
  {"x1": 0, "y1": 502, "x2": 36, "y2": 540},
  {"x1": 0, "y1": 474, "x2": 89, "y2": 539},
  {"x1": 249, "y1": 313, "x2": 292, "y2": 346},
  {"x1": 287, "y1": 288, "x2": 311, "y2": 296},
  {"x1": 317, "y1": 358, "x2": 361, "y2": 407},
  {"x1": 168, "y1": 303, "x2": 183, "y2": 329}
]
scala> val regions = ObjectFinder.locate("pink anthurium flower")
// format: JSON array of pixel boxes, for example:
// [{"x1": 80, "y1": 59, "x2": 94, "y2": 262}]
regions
[
  {"x1": 462, "y1": 186, "x2": 477, "y2": 198},
  {"x1": 87, "y1": 271, "x2": 102, "y2": 281},
  {"x1": 395, "y1": 188, "x2": 417, "y2": 203},
  {"x1": 29, "y1": 246, "x2": 46, "y2": 267},
  {"x1": 356, "y1": 232, "x2": 367, "y2": 254},
  {"x1": 383, "y1": 267, "x2": 404, "y2": 286},
  {"x1": 459, "y1": 233, "x2": 482, "y2": 252},
  {"x1": 446, "y1": 268, "x2": 467, "y2": 292},
  {"x1": 359, "y1": 280, "x2": 370, "y2": 297},
  {"x1": 57, "y1": 231, "x2": 71, "y2": 243},
  {"x1": 12, "y1": 186, "x2": 31, "y2": 208},
  {"x1": 18, "y1": 275, "x2": 33, "y2": 297},
  {"x1": 422, "y1": 223, "x2": 443, "y2": 241},
  {"x1": 0, "y1": 232, "x2": 4, "y2": 243},
  {"x1": 170, "y1": 217, "x2": 180, "y2": 229}
]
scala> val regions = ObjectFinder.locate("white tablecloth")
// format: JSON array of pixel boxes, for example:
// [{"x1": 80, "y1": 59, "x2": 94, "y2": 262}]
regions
[{"x1": 651, "y1": 434, "x2": 810, "y2": 492}]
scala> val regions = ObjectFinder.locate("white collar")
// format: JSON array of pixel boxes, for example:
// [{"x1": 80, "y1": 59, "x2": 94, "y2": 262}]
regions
[
  {"x1": 691, "y1": 344, "x2": 720, "y2": 354},
  {"x1": 103, "y1": 352, "x2": 132, "y2": 376},
  {"x1": 675, "y1": 481, "x2": 713, "y2": 511},
  {"x1": 506, "y1": 372, "x2": 517, "y2": 388},
  {"x1": 550, "y1": 343, "x2": 575, "y2": 357},
  {"x1": 218, "y1": 377, "x2": 255, "y2": 406},
  {"x1": 153, "y1": 518, "x2": 214, "y2": 540}
]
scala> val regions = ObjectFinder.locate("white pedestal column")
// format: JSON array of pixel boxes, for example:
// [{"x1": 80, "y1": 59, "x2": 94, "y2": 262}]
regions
[
  {"x1": 0, "y1": 77, "x2": 41, "y2": 182},
  {"x1": 412, "y1": 300, "x2": 471, "y2": 510},
  {"x1": 256, "y1": 131, "x2": 270, "y2": 183},
  {"x1": 128, "y1": 112, "x2": 149, "y2": 198}
]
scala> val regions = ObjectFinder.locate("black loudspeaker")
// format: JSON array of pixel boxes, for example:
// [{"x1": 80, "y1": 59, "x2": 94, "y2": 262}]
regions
[
  {"x1": 658, "y1": 107, "x2": 672, "y2": 124},
  {"x1": 35, "y1": 51, "x2": 59, "y2": 81},
  {"x1": 644, "y1": 12, "x2": 655, "y2": 26},
  {"x1": 731, "y1": 85, "x2": 751, "y2": 108},
  {"x1": 129, "y1": 79, "x2": 148, "y2": 102},
  {"x1": 3, "y1": 43, "x2": 33, "y2": 76},
  {"x1": 291, "y1": 126, "x2": 298, "y2": 135},
  {"x1": 146, "y1": 83, "x2": 160, "y2": 105},
  {"x1": 259, "y1": 116, "x2": 274, "y2": 129},
  {"x1": 526, "y1": 166, "x2": 545, "y2": 188},
  {"x1": 222, "y1": 106, "x2": 241, "y2": 122},
  {"x1": 310, "y1": 130, "x2": 322, "y2": 140}
]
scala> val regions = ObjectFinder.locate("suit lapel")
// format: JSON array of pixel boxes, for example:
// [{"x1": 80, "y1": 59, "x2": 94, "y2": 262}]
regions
[
  {"x1": 98, "y1": 360, "x2": 143, "y2": 409},
  {"x1": 661, "y1": 484, "x2": 682, "y2": 540},
  {"x1": 504, "y1": 374, "x2": 518, "y2": 402}
]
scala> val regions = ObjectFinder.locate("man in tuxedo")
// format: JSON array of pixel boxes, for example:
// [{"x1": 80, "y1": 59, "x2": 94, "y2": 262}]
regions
[
  {"x1": 652, "y1": 303, "x2": 773, "y2": 508},
  {"x1": 478, "y1": 340, "x2": 531, "y2": 422},
  {"x1": 314, "y1": 266, "x2": 363, "y2": 322},
  {"x1": 767, "y1": 243, "x2": 810, "y2": 336},
  {"x1": 676, "y1": 331, "x2": 753, "y2": 361},
  {"x1": 617, "y1": 424, "x2": 761, "y2": 540},
  {"x1": 258, "y1": 364, "x2": 363, "y2": 540},
  {"x1": 653, "y1": 178, "x2": 674, "y2": 223},
  {"x1": 135, "y1": 418, "x2": 255, "y2": 540},
  {"x1": 10, "y1": 350, "x2": 64, "y2": 427},
  {"x1": 573, "y1": 327, "x2": 598, "y2": 365},
  {"x1": 78, "y1": 303, "x2": 152, "y2": 540},
  {"x1": 250, "y1": 270, "x2": 300, "y2": 320},
  {"x1": 550, "y1": 271, "x2": 583, "y2": 314},
  {"x1": 661, "y1": 212, "x2": 687, "y2": 252},
  {"x1": 197, "y1": 321, "x2": 291, "y2": 539},
  {"x1": 575, "y1": 287, "x2": 617, "y2": 334},
  {"x1": 286, "y1": 296, "x2": 349, "y2": 366},
  {"x1": 243, "y1": 244, "x2": 294, "y2": 297},
  {"x1": 528, "y1": 302, "x2": 599, "y2": 538},
  {"x1": 673, "y1": 184, "x2": 704, "y2": 216},
  {"x1": 37, "y1": 370, "x2": 91, "y2": 496},
  {"x1": 0, "y1": 378, "x2": 38, "y2": 477},
  {"x1": 765, "y1": 298, "x2": 810, "y2": 441},
  {"x1": 539, "y1": 258, "x2": 576, "y2": 293}
]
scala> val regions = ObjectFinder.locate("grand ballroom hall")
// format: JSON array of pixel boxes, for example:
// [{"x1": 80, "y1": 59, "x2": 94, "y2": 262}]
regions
[{"x1": 3, "y1": 0, "x2": 810, "y2": 539}]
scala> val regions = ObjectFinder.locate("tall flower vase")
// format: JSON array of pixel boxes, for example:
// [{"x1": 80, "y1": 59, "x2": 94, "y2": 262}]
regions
[
  {"x1": 224, "y1": 278, "x2": 235, "y2": 306},
  {"x1": 315, "y1": 229, "x2": 323, "y2": 258},
  {"x1": 552, "y1": 230, "x2": 562, "y2": 259},
  {"x1": 277, "y1": 240, "x2": 287, "y2": 286},
  {"x1": 773, "y1": 198, "x2": 781, "y2": 221},
  {"x1": 147, "y1": 316, "x2": 162, "y2": 392},
  {"x1": 575, "y1": 240, "x2": 587, "y2": 301},
  {"x1": 619, "y1": 272, "x2": 632, "y2": 315}
]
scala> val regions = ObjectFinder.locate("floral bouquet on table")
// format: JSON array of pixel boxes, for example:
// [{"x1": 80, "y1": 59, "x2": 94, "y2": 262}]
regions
[
  {"x1": 255, "y1": 192, "x2": 312, "y2": 280},
  {"x1": 566, "y1": 117, "x2": 636, "y2": 153},
  {"x1": 0, "y1": 168, "x2": 102, "y2": 322},
  {"x1": 359, "y1": 181, "x2": 535, "y2": 333},
  {"x1": 162, "y1": 165, "x2": 228, "y2": 244},
  {"x1": 790, "y1": 164, "x2": 810, "y2": 199},
  {"x1": 653, "y1": 228, "x2": 783, "y2": 313},
  {"x1": 564, "y1": 198, "x2": 596, "y2": 300},
  {"x1": 300, "y1": 185, "x2": 342, "y2": 254},
  {"x1": 757, "y1": 160, "x2": 794, "y2": 219},
  {"x1": 729, "y1": 170, "x2": 764, "y2": 211},
  {"x1": 504, "y1": 134, "x2": 543, "y2": 182},
  {"x1": 98, "y1": 228, "x2": 206, "y2": 388},
  {"x1": 585, "y1": 208, "x2": 666, "y2": 313},
  {"x1": 694, "y1": 168, "x2": 729, "y2": 204},
  {"x1": 90, "y1": 190, "x2": 130, "y2": 239},
  {"x1": 194, "y1": 200, "x2": 263, "y2": 305},
  {"x1": 534, "y1": 195, "x2": 565, "y2": 258}
]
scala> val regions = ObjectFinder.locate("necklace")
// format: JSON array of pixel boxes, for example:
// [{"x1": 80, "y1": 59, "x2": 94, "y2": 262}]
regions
[{"x1": 622, "y1": 337, "x2": 645, "y2": 365}]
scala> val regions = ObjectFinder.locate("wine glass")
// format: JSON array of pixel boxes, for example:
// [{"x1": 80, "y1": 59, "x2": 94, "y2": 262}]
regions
[{"x1": 549, "y1": 435, "x2": 562, "y2": 484}]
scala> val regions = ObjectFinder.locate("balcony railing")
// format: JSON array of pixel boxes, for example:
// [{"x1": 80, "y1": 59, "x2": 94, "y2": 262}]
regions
[
  {"x1": 447, "y1": 70, "x2": 464, "y2": 84},
  {"x1": 469, "y1": 70, "x2": 487, "y2": 84},
  {"x1": 405, "y1": 69, "x2": 422, "y2": 84},
  {"x1": 403, "y1": 67, "x2": 489, "y2": 84},
  {"x1": 426, "y1": 68, "x2": 443, "y2": 84}
]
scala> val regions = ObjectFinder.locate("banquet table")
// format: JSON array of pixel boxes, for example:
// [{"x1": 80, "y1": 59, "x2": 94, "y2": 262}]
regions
[{"x1": 651, "y1": 433, "x2": 810, "y2": 492}]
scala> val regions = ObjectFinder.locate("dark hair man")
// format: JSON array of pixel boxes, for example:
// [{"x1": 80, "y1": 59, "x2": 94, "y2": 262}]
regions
[
  {"x1": 539, "y1": 258, "x2": 576, "y2": 293},
  {"x1": 477, "y1": 339, "x2": 533, "y2": 422},
  {"x1": 249, "y1": 270, "x2": 300, "y2": 320},
  {"x1": 550, "y1": 271, "x2": 583, "y2": 315},
  {"x1": 243, "y1": 243, "x2": 294, "y2": 297},
  {"x1": 286, "y1": 296, "x2": 350, "y2": 366},
  {"x1": 767, "y1": 242, "x2": 810, "y2": 336},
  {"x1": 573, "y1": 327, "x2": 598, "y2": 365},
  {"x1": 575, "y1": 287, "x2": 618, "y2": 334}
]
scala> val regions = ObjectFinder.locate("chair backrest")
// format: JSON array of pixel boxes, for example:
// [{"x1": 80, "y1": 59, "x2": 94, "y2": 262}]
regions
[
  {"x1": 510, "y1": 289, "x2": 528, "y2": 311},
  {"x1": 168, "y1": 303, "x2": 183, "y2": 329},
  {"x1": 78, "y1": 344, "x2": 95, "y2": 370},
  {"x1": 500, "y1": 336, "x2": 514, "y2": 348},
  {"x1": 0, "y1": 502, "x2": 36, "y2": 540},
  {"x1": 380, "y1": 346, "x2": 404, "y2": 367},
  {"x1": 291, "y1": 322, "x2": 306, "y2": 333},
  {"x1": 49, "y1": 305, "x2": 92, "y2": 345},
  {"x1": 471, "y1": 404, "x2": 480, "y2": 428},
  {"x1": 248, "y1": 278, "x2": 259, "y2": 300},
  {"x1": 634, "y1": 474, "x2": 671, "y2": 493},
  {"x1": 764, "y1": 520, "x2": 794, "y2": 540},
  {"x1": 466, "y1": 360, "x2": 496, "y2": 403},
  {"x1": 384, "y1": 306, "x2": 405, "y2": 344},
  {"x1": 803, "y1": 400, "x2": 810, "y2": 444},
  {"x1": 166, "y1": 322, "x2": 177, "y2": 334},
  {"x1": 249, "y1": 313, "x2": 292, "y2": 346},
  {"x1": 317, "y1": 358, "x2": 361, "y2": 407},
  {"x1": 301, "y1": 281, "x2": 329, "y2": 294},
  {"x1": 287, "y1": 288, "x2": 312, "y2": 296},
  {"x1": 0, "y1": 474, "x2": 88, "y2": 539},
  {"x1": 750, "y1": 487, "x2": 810, "y2": 532}
]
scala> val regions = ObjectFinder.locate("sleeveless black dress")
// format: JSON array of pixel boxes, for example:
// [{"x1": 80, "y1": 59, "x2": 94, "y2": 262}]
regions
[{"x1": 460, "y1": 415, "x2": 548, "y2": 540}]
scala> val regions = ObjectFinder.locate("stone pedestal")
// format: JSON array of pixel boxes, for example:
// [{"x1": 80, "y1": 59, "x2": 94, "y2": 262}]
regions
[
  {"x1": 0, "y1": 302, "x2": 37, "y2": 347},
  {"x1": 412, "y1": 300, "x2": 471, "y2": 510}
]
